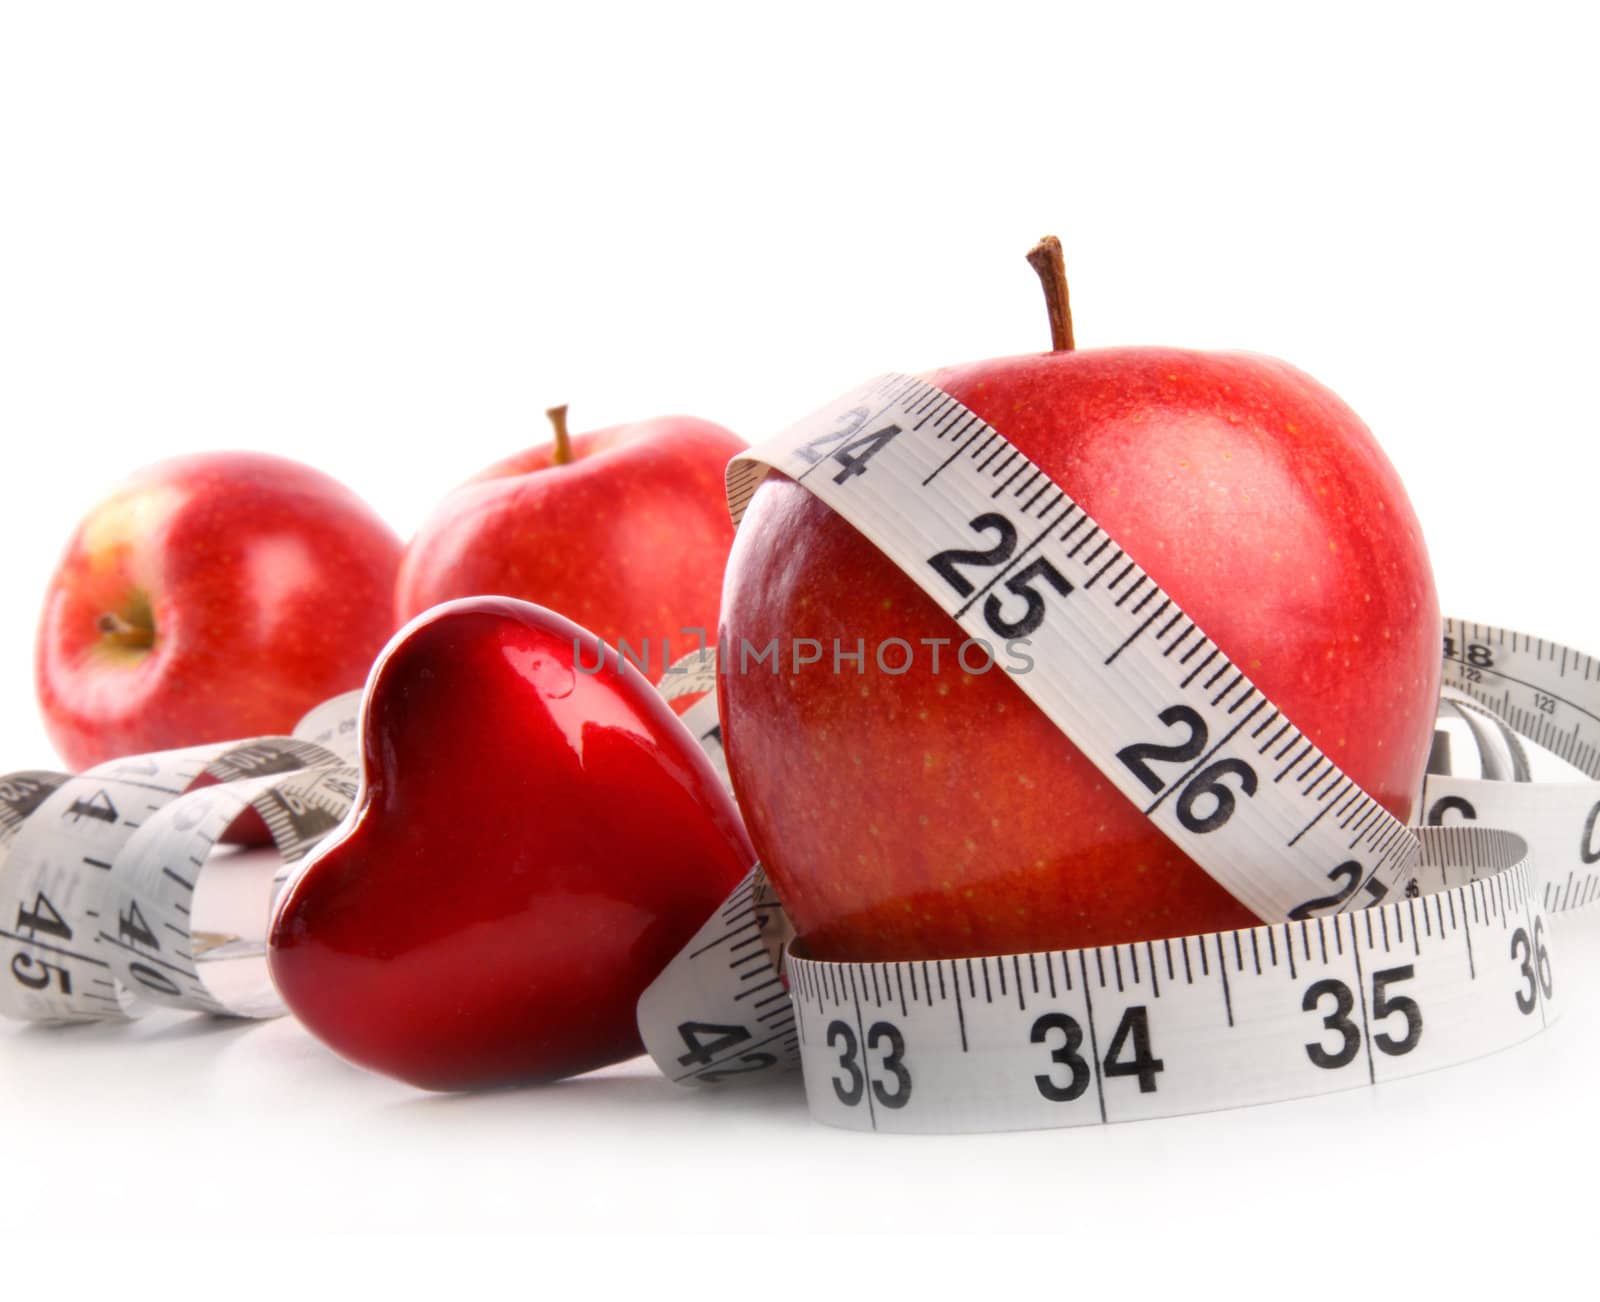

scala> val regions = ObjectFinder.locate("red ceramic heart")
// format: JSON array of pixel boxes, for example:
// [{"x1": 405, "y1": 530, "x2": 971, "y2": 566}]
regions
[{"x1": 268, "y1": 597, "x2": 753, "y2": 1090}]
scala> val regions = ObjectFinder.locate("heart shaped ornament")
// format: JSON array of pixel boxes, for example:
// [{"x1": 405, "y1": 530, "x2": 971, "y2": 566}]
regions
[{"x1": 268, "y1": 597, "x2": 754, "y2": 1090}]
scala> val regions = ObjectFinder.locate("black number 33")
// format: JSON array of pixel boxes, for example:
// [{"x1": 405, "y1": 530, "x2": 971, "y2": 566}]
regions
[{"x1": 825, "y1": 1018, "x2": 913, "y2": 1110}]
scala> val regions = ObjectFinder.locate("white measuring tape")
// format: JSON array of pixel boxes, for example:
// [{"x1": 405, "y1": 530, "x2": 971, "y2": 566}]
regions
[
  {"x1": 3, "y1": 375, "x2": 1594, "y2": 1138},
  {"x1": 0, "y1": 696, "x2": 361, "y2": 1023},
  {"x1": 729, "y1": 374, "x2": 1421, "y2": 922},
  {"x1": 637, "y1": 373, "x2": 1599, "y2": 1133},
  {"x1": 655, "y1": 647, "x2": 730, "y2": 789}
]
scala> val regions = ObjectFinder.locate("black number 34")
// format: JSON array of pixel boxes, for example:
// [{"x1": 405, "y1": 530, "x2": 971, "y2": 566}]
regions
[{"x1": 1029, "y1": 1006, "x2": 1164, "y2": 1101}]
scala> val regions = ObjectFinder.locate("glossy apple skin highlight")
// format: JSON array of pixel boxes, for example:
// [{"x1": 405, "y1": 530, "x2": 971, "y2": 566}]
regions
[
  {"x1": 36, "y1": 452, "x2": 402, "y2": 771},
  {"x1": 396, "y1": 417, "x2": 745, "y2": 674},
  {"x1": 269, "y1": 598, "x2": 754, "y2": 1091},
  {"x1": 719, "y1": 348, "x2": 1441, "y2": 961}
]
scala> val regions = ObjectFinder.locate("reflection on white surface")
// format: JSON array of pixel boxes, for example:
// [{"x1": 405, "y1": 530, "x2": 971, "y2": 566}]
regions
[{"x1": 190, "y1": 844, "x2": 284, "y2": 1016}]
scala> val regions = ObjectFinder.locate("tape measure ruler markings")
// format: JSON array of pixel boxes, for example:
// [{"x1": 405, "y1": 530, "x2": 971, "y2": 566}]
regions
[
  {"x1": 725, "y1": 373, "x2": 1418, "y2": 924},
  {"x1": 636, "y1": 865, "x2": 795, "y2": 1083},
  {"x1": 790, "y1": 826, "x2": 1549, "y2": 1133},
  {"x1": 0, "y1": 716, "x2": 357, "y2": 1023},
  {"x1": 1439, "y1": 622, "x2": 1600, "y2": 773},
  {"x1": 0, "y1": 771, "x2": 68, "y2": 843},
  {"x1": 106, "y1": 762, "x2": 361, "y2": 1019},
  {"x1": 289, "y1": 689, "x2": 365, "y2": 768},
  {"x1": 1425, "y1": 621, "x2": 1600, "y2": 912},
  {"x1": 0, "y1": 744, "x2": 230, "y2": 1022},
  {"x1": 1436, "y1": 688, "x2": 1531, "y2": 783}
]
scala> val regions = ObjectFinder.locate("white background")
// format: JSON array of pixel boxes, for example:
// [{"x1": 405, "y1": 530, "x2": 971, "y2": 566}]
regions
[{"x1": 2, "y1": 0, "x2": 1598, "y2": 1275}]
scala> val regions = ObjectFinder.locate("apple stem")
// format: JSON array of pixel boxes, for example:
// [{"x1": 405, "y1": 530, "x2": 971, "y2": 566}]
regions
[
  {"x1": 546, "y1": 404, "x2": 573, "y2": 466},
  {"x1": 1026, "y1": 235, "x2": 1075, "y2": 352},
  {"x1": 96, "y1": 612, "x2": 154, "y2": 651}
]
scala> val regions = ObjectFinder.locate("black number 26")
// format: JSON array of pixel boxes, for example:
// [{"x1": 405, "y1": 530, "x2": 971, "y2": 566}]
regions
[{"x1": 1115, "y1": 704, "x2": 1258, "y2": 833}]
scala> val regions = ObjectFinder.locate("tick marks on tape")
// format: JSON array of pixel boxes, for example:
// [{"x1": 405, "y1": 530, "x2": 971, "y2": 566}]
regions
[
  {"x1": 2, "y1": 375, "x2": 1597, "y2": 1138},
  {"x1": 0, "y1": 708, "x2": 360, "y2": 1024}
]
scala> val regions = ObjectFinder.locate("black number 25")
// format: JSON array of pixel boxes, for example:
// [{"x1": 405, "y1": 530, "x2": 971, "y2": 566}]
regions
[{"x1": 928, "y1": 513, "x2": 1074, "y2": 640}]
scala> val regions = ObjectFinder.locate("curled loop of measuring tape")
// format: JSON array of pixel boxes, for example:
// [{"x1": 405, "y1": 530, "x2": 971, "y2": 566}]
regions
[
  {"x1": 3, "y1": 374, "x2": 1596, "y2": 1139},
  {"x1": 637, "y1": 374, "x2": 1600, "y2": 1134},
  {"x1": 0, "y1": 692, "x2": 363, "y2": 1023}
]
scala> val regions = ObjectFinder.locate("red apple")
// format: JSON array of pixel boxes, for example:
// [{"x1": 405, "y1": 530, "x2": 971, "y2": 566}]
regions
[
  {"x1": 718, "y1": 244, "x2": 1440, "y2": 962},
  {"x1": 36, "y1": 452, "x2": 402, "y2": 771},
  {"x1": 395, "y1": 406, "x2": 745, "y2": 696},
  {"x1": 267, "y1": 597, "x2": 754, "y2": 1091}
]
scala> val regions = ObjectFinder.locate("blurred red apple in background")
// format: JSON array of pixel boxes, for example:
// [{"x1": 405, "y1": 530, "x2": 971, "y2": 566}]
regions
[
  {"x1": 718, "y1": 240, "x2": 1440, "y2": 962},
  {"x1": 395, "y1": 406, "x2": 744, "y2": 692},
  {"x1": 269, "y1": 597, "x2": 754, "y2": 1091},
  {"x1": 36, "y1": 452, "x2": 401, "y2": 770}
]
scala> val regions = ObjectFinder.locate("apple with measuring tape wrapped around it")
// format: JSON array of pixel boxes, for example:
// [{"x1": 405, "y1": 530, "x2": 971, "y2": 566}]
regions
[
  {"x1": 718, "y1": 239, "x2": 1441, "y2": 961},
  {"x1": 35, "y1": 452, "x2": 402, "y2": 772},
  {"x1": 395, "y1": 405, "x2": 744, "y2": 705},
  {"x1": 268, "y1": 596, "x2": 753, "y2": 1090}
]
